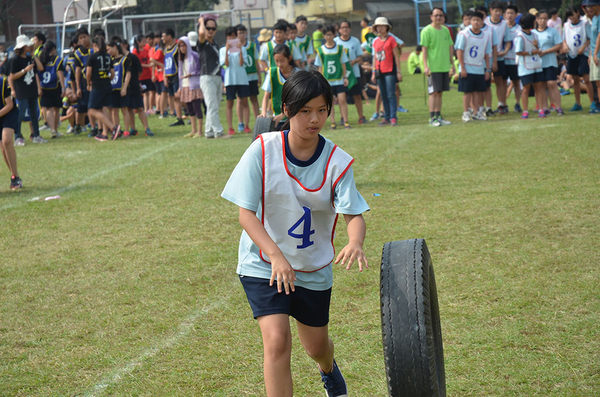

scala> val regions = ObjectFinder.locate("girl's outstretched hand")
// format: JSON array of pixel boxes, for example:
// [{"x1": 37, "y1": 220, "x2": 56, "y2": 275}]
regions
[{"x1": 335, "y1": 242, "x2": 368, "y2": 271}]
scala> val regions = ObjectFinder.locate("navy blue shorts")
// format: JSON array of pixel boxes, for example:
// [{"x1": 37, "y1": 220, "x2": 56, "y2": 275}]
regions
[
  {"x1": 239, "y1": 275, "x2": 331, "y2": 327},
  {"x1": 0, "y1": 107, "x2": 18, "y2": 134},
  {"x1": 541, "y1": 66, "x2": 559, "y2": 82},
  {"x1": 495, "y1": 60, "x2": 507, "y2": 79},
  {"x1": 110, "y1": 91, "x2": 130, "y2": 108},
  {"x1": 248, "y1": 79, "x2": 259, "y2": 97},
  {"x1": 88, "y1": 87, "x2": 112, "y2": 110},
  {"x1": 458, "y1": 74, "x2": 487, "y2": 93},
  {"x1": 567, "y1": 54, "x2": 590, "y2": 76},
  {"x1": 77, "y1": 87, "x2": 89, "y2": 113},
  {"x1": 40, "y1": 88, "x2": 62, "y2": 109},
  {"x1": 140, "y1": 79, "x2": 154, "y2": 92},
  {"x1": 520, "y1": 71, "x2": 545, "y2": 86},
  {"x1": 331, "y1": 84, "x2": 348, "y2": 97},
  {"x1": 226, "y1": 84, "x2": 251, "y2": 100},
  {"x1": 166, "y1": 75, "x2": 179, "y2": 96},
  {"x1": 155, "y1": 80, "x2": 164, "y2": 94},
  {"x1": 505, "y1": 64, "x2": 520, "y2": 82},
  {"x1": 347, "y1": 80, "x2": 363, "y2": 97},
  {"x1": 129, "y1": 94, "x2": 144, "y2": 110}
]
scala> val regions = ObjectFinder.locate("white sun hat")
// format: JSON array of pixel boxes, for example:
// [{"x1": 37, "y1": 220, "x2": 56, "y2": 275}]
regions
[{"x1": 15, "y1": 35, "x2": 32, "y2": 50}]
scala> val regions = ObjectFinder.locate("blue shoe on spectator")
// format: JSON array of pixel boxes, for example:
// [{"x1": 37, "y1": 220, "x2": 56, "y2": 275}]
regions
[
  {"x1": 514, "y1": 103, "x2": 522, "y2": 113},
  {"x1": 589, "y1": 102, "x2": 599, "y2": 113},
  {"x1": 238, "y1": 122, "x2": 244, "y2": 133},
  {"x1": 369, "y1": 112, "x2": 379, "y2": 122},
  {"x1": 570, "y1": 103, "x2": 583, "y2": 112},
  {"x1": 397, "y1": 105, "x2": 409, "y2": 113},
  {"x1": 145, "y1": 128, "x2": 154, "y2": 136}
]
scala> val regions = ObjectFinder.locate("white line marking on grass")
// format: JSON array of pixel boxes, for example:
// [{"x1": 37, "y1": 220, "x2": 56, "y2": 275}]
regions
[
  {"x1": 84, "y1": 300, "x2": 223, "y2": 396},
  {"x1": 357, "y1": 130, "x2": 418, "y2": 180},
  {"x1": 0, "y1": 141, "x2": 181, "y2": 212}
]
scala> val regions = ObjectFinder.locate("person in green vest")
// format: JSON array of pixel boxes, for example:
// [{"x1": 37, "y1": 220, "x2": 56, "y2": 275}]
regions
[
  {"x1": 261, "y1": 44, "x2": 298, "y2": 129},
  {"x1": 408, "y1": 45, "x2": 425, "y2": 74},
  {"x1": 286, "y1": 23, "x2": 301, "y2": 63},
  {"x1": 236, "y1": 24, "x2": 261, "y2": 132},
  {"x1": 32, "y1": 32, "x2": 46, "y2": 58},
  {"x1": 314, "y1": 25, "x2": 351, "y2": 129},
  {"x1": 295, "y1": 15, "x2": 314, "y2": 69},
  {"x1": 260, "y1": 21, "x2": 302, "y2": 72}
]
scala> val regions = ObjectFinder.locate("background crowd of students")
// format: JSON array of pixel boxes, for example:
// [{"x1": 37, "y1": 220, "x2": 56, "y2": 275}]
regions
[{"x1": 4, "y1": 2, "x2": 597, "y2": 190}]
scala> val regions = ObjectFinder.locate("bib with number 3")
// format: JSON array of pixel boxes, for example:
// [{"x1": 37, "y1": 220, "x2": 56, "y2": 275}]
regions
[{"x1": 259, "y1": 131, "x2": 354, "y2": 272}]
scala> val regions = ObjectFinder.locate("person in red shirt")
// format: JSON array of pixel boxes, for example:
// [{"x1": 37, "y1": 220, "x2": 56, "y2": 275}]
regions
[
  {"x1": 150, "y1": 32, "x2": 167, "y2": 117},
  {"x1": 371, "y1": 17, "x2": 402, "y2": 126},
  {"x1": 131, "y1": 34, "x2": 154, "y2": 114}
]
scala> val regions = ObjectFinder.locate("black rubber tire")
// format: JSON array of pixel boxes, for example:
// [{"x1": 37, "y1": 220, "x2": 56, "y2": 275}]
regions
[
  {"x1": 380, "y1": 239, "x2": 446, "y2": 397},
  {"x1": 252, "y1": 116, "x2": 274, "y2": 140}
]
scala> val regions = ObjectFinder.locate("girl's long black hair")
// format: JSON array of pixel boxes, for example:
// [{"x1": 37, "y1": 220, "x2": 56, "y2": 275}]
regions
[
  {"x1": 93, "y1": 36, "x2": 107, "y2": 54},
  {"x1": 109, "y1": 36, "x2": 124, "y2": 55},
  {"x1": 39, "y1": 40, "x2": 57, "y2": 65},
  {"x1": 280, "y1": 70, "x2": 333, "y2": 130},
  {"x1": 132, "y1": 35, "x2": 142, "y2": 53}
]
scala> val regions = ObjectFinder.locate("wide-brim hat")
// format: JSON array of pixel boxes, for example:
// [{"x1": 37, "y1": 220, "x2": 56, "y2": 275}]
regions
[
  {"x1": 373, "y1": 17, "x2": 392, "y2": 29},
  {"x1": 187, "y1": 31, "x2": 198, "y2": 47},
  {"x1": 258, "y1": 28, "x2": 272, "y2": 42},
  {"x1": 15, "y1": 35, "x2": 32, "y2": 50}
]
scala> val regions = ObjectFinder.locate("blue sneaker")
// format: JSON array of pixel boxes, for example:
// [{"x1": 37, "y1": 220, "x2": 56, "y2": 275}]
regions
[
  {"x1": 237, "y1": 122, "x2": 244, "y2": 133},
  {"x1": 145, "y1": 128, "x2": 154, "y2": 136},
  {"x1": 514, "y1": 103, "x2": 523, "y2": 113},
  {"x1": 320, "y1": 359, "x2": 347, "y2": 397},
  {"x1": 397, "y1": 105, "x2": 409, "y2": 113},
  {"x1": 560, "y1": 88, "x2": 571, "y2": 96},
  {"x1": 590, "y1": 102, "x2": 599, "y2": 113},
  {"x1": 369, "y1": 112, "x2": 379, "y2": 122},
  {"x1": 570, "y1": 103, "x2": 583, "y2": 112}
]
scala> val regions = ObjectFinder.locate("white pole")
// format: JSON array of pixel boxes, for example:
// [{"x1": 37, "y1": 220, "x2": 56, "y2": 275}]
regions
[{"x1": 61, "y1": 0, "x2": 77, "y2": 54}]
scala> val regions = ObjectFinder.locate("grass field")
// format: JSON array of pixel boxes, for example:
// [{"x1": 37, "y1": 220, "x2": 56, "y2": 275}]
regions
[{"x1": 1, "y1": 68, "x2": 599, "y2": 396}]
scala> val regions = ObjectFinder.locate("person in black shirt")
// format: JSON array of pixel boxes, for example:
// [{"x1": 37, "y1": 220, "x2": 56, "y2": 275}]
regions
[
  {"x1": 198, "y1": 16, "x2": 224, "y2": 138},
  {"x1": 122, "y1": 41, "x2": 152, "y2": 136},
  {"x1": 107, "y1": 38, "x2": 132, "y2": 140},
  {"x1": 0, "y1": 75, "x2": 23, "y2": 189},
  {"x1": 38, "y1": 41, "x2": 66, "y2": 138},
  {"x1": 85, "y1": 36, "x2": 120, "y2": 141},
  {"x1": 10, "y1": 35, "x2": 45, "y2": 143}
]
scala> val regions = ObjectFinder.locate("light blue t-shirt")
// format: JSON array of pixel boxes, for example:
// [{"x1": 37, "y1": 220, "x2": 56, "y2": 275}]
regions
[
  {"x1": 314, "y1": 44, "x2": 349, "y2": 86},
  {"x1": 219, "y1": 46, "x2": 249, "y2": 86},
  {"x1": 515, "y1": 30, "x2": 542, "y2": 77},
  {"x1": 504, "y1": 24, "x2": 521, "y2": 65},
  {"x1": 455, "y1": 28, "x2": 492, "y2": 75},
  {"x1": 591, "y1": 15, "x2": 600, "y2": 57},
  {"x1": 480, "y1": 23, "x2": 500, "y2": 54},
  {"x1": 485, "y1": 17, "x2": 512, "y2": 61},
  {"x1": 563, "y1": 20, "x2": 592, "y2": 58},
  {"x1": 261, "y1": 67, "x2": 299, "y2": 93},
  {"x1": 536, "y1": 27, "x2": 562, "y2": 68},
  {"x1": 259, "y1": 39, "x2": 303, "y2": 64},
  {"x1": 221, "y1": 132, "x2": 370, "y2": 290},
  {"x1": 295, "y1": 34, "x2": 314, "y2": 62},
  {"x1": 334, "y1": 36, "x2": 362, "y2": 79}
]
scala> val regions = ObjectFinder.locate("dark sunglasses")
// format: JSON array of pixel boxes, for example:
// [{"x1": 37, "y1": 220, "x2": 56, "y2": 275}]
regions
[{"x1": 206, "y1": 27, "x2": 217, "y2": 31}]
